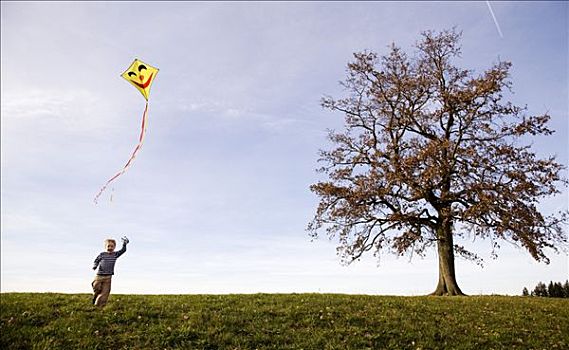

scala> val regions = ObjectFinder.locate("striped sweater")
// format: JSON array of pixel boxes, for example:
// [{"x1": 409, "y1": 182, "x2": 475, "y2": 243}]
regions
[{"x1": 93, "y1": 244, "x2": 127, "y2": 276}]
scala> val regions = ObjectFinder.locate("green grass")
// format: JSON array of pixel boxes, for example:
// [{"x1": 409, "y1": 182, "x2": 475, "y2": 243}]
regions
[{"x1": 1, "y1": 293, "x2": 568, "y2": 349}]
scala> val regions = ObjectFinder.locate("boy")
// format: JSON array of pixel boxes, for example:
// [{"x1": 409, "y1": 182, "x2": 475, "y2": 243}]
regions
[{"x1": 92, "y1": 236, "x2": 129, "y2": 307}]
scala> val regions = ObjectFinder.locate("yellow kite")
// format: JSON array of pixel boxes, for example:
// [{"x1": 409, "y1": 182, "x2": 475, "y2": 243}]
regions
[
  {"x1": 94, "y1": 58, "x2": 159, "y2": 204},
  {"x1": 121, "y1": 58, "x2": 159, "y2": 100}
]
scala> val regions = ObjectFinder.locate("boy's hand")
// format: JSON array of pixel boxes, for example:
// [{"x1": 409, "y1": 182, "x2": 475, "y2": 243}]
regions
[{"x1": 121, "y1": 236, "x2": 130, "y2": 244}]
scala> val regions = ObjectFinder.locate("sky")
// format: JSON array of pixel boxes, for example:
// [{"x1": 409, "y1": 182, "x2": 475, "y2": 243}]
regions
[{"x1": 1, "y1": 1, "x2": 567, "y2": 296}]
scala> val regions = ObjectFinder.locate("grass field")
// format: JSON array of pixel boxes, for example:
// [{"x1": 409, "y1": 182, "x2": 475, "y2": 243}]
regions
[{"x1": 1, "y1": 293, "x2": 568, "y2": 349}]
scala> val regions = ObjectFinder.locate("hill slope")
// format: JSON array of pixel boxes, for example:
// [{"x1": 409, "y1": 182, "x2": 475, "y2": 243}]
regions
[{"x1": 1, "y1": 293, "x2": 568, "y2": 349}]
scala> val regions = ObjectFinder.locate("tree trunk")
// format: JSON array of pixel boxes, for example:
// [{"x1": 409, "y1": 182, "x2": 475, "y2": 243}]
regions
[{"x1": 430, "y1": 212, "x2": 466, "y2": 296}]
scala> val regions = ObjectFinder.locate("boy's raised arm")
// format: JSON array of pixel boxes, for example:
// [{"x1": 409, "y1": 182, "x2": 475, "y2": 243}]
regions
[{"x1": 115, "y1": 238, "x2": 128, "y2": 258}]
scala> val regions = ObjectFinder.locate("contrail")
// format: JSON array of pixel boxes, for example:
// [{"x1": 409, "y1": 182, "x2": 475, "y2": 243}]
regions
[{"x1": 486, "y1": 1, "x2": 504, "y2": 38}]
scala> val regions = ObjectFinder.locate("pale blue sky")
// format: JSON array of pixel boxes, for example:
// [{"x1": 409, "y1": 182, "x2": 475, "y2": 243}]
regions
[{"x1": 1, "y1": 1, "x2": 567, "y2": 295}]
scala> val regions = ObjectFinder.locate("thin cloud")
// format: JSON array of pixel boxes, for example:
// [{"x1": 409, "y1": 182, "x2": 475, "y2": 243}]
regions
[{"x1": 1, "y1": 89, "x2": 114, "y2": 132}]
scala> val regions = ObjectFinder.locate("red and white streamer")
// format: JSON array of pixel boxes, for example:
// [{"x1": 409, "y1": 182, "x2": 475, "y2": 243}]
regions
[{"x1": 94, "y1": 101, "x2": 149, "y2": 204}]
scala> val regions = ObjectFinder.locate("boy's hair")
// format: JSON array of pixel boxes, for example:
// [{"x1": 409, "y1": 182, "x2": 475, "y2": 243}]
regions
[{"x1": 104, "y1": 239, "x2": 116, "y2": 246}]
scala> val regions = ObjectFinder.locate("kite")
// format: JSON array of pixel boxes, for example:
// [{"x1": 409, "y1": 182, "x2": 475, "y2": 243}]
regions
[{"x1": 94, "y1": 58, "x2": 159, "y2": 204}]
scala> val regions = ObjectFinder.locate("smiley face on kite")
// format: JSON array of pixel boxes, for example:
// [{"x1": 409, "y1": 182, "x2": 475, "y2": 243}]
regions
[{"x1": 121, "y1": 58, "x2": 159, "y2": 100}]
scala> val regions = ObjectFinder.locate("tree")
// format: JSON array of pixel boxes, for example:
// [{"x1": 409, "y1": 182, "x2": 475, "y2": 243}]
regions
[
  {"x1": 547, "y1": 281, "x2": 557, "y2": 297},
  {"x1": 548, "y1": 281, "x2": 565, "y2": 298},
  {"x1": 522, "y1": 287, "x2": 529, "y2": 296},
  {"x1": 308, "y1": 29, "x2": 567, "y2": 296},
  {"x1": 533, "y1": 282, "x2": 548, "y2": 297},
  {"x1": 526, "y1": 280, "x2": 569, "y2": 298}
]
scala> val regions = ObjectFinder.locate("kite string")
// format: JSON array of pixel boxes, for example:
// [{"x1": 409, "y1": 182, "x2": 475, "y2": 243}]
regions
[{"x1": 94, "y1": 101, "x2": 149, "y2": 204}]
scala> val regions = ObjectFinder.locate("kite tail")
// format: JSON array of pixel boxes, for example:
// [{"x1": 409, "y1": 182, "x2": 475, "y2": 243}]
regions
[{"x1": 94, "y1": 101, "x2": 149, "y2": 204}]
